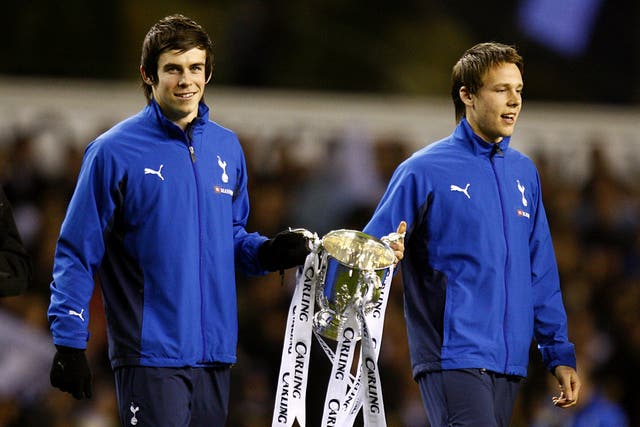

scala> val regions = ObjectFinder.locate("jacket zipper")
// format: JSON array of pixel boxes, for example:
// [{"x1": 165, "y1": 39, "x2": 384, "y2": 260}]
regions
[
  {"x1": 187, "y1": 136, "x2": 207, "y2": 363},
  {"x1": 490, "y1": 145, "x2": 510, "y2": 373}
]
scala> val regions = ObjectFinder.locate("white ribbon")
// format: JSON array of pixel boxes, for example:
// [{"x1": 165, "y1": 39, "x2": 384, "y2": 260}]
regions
[
  {"x1": 359, "y1": 310, "x2": 386, "y2": 426},
  {"x1": 337, "y1": 265, "x2": 394, "y2": 427},
  {"x1": 320, "y1": 312, "x2": 359, "y2": 426},
  {"x1": 272, "y1": 251, "x2": 319, "y2": 427}
]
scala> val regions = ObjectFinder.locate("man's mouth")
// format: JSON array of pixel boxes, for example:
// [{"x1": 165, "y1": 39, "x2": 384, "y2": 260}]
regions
[
  {"x1": 501, "y1": 113, "x2": 516, "y2": 124},
  {"x1": 175, "y1": 92, "x2": 196, "y2": 99}
]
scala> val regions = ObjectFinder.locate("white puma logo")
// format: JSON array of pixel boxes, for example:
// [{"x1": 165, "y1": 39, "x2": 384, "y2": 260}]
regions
[
  {"x1": 130, "y1": 403, "x2": 140, "y2": 425},
  {"x1": 516, "y1": 180, "x2": 528, "y2": 207},
  {"x1": 68, "y1": 308, "x2": 85, "y2": 322},
  {"x1": 144, "y1": 164, "x2": 164, "y2": 180},
  {"x1": 217, "y1": 155, "x2": 229, "y2": 183},
  {"x1": 450, "y1": 183, "x2": 471, "y2": 199}
]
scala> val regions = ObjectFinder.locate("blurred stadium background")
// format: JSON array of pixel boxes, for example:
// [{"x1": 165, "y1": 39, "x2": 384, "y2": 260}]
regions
[{"x1": 1, "y1": 1, "x2": 639, "y2": 426}]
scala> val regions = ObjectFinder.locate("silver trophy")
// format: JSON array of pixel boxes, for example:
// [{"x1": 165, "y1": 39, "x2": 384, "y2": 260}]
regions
[{"x1": 312, "y1": 229, "x2": 396, "y2": 340}]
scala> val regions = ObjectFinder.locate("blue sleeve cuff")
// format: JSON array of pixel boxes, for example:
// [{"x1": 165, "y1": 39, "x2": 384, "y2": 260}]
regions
[{"x1": 538, "y1": 342, "x2": 576, "y2": 372}]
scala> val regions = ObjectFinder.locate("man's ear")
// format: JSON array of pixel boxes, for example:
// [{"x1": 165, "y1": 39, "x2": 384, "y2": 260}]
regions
[
  {"x1": 140, "y1": 66, "x2": 154, "y2": 85},
  {"x1": 459, "y1": 86, "x2": 474, "y2": 106},
  {"x1": 205, "y1": 72, "x2": 212, "y2": 84}
]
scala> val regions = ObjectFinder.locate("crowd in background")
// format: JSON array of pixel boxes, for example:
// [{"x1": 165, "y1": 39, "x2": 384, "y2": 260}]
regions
[{"x1": 0, "y1": 112, "x2": 637, "y2": 426}]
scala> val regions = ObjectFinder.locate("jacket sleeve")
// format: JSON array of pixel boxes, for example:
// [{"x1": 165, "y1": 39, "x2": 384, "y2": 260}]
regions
[
  {"x1": 48, "y1": 142, "x2": 121, "y2": 349},
  {"x1": 364, "y1": 158, "x2": 422, "y2": 240},
  {"x1": 231, "y1": 146, "x2": 268, "y2": 276},
  {"x1": 0, "y1": 186, "x2": 32, "y2": 297},
  {"x1": 530, "y1": 171, "x2": 576, "y2": 372}
]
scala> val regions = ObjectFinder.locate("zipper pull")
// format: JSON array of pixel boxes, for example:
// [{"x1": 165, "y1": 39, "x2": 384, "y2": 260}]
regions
[{"x1": 189, "y1": 145, "x2": 196, "y2": 163}]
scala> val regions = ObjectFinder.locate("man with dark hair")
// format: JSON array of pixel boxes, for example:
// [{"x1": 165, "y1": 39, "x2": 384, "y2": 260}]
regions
[
  {"x1": 364, "y1": 42, "x2": 581, "y2": 426},
  {"x1": 48, "y1": 14, "x2": 309, "y2": 426},
  {"x1": 0, "y1": 186, "x2": 31, "y2": 297}
]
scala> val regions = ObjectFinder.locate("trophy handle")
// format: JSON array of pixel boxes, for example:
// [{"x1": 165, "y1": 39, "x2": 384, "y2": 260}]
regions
[
  {"x1": 361, "y1": 270, "x2": 382, "y2": 313},
  {"x1": 315, "y1": 250, "x2": 330, "y2": 310}
]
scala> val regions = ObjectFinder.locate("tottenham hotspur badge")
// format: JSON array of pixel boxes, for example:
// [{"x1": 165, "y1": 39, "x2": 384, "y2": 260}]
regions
[{"x1": 217, "y1": 155, "x2": 229, "y2": 183}]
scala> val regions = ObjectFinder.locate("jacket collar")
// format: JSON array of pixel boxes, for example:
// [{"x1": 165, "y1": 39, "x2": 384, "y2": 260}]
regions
[
  {"x1": 454, "y1": 117, "x2": 511, "y2": 157},
  {"x1": 145, "y1": 99, "x2": 210, "y2": 138}
]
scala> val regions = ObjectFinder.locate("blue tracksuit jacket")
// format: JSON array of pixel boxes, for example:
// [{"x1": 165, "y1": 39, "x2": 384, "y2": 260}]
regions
[
  {"x1": 48, "y1": 100, "x2": 267, "y2": 369},
  {"x1": 364, "y1": 118, "x2": 576, "y2": 378}
]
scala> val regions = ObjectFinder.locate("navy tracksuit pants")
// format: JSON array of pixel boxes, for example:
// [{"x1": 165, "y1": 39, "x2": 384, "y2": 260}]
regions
[
  {"x1": 114, "y1": 366, "x2": 230, "y2": 427},
  {"x1": 418, "y1": 368, "x2": 522, "y2": 427}
]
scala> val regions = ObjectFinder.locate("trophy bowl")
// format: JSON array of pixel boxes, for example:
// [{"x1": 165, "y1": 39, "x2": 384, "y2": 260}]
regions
[{"x1": 313, "y1": 229, "x2": 395, "y2": 340}]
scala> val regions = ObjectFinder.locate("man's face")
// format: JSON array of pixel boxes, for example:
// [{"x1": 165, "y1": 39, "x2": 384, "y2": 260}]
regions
[
  {"x1": 463, "y1": 62, "x2": 523, "y2": 143},
  {"x1": 148, "y1": 48, "x2": 209, "y2": 130}
]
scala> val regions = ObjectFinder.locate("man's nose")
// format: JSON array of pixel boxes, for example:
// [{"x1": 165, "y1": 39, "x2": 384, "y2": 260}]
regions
[{"x1": 508, "y1": 90, "x2": 521, "y2": 106}]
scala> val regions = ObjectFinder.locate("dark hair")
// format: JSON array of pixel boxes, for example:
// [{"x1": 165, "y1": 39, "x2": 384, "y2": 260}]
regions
[
  {"x1": 140, "y1": 14, "x2": 214, "y2": 103},
  {"x1": 451, "y1": 42, "x2": 523, "y2": 123}
]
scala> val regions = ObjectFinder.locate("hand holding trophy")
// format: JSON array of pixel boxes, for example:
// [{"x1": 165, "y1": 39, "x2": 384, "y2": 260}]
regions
[{"x1": 382, "y1": 221, "x2": 407, "y2": 264}]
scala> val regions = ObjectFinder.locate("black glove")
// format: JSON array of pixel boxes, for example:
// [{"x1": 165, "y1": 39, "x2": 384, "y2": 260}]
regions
[
  {"x1": 258, "y1": 230, "x2": 311, "y2": 272},
  {"x1": 50, "y1": 345, "x2": 92, "y2": 399}
]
